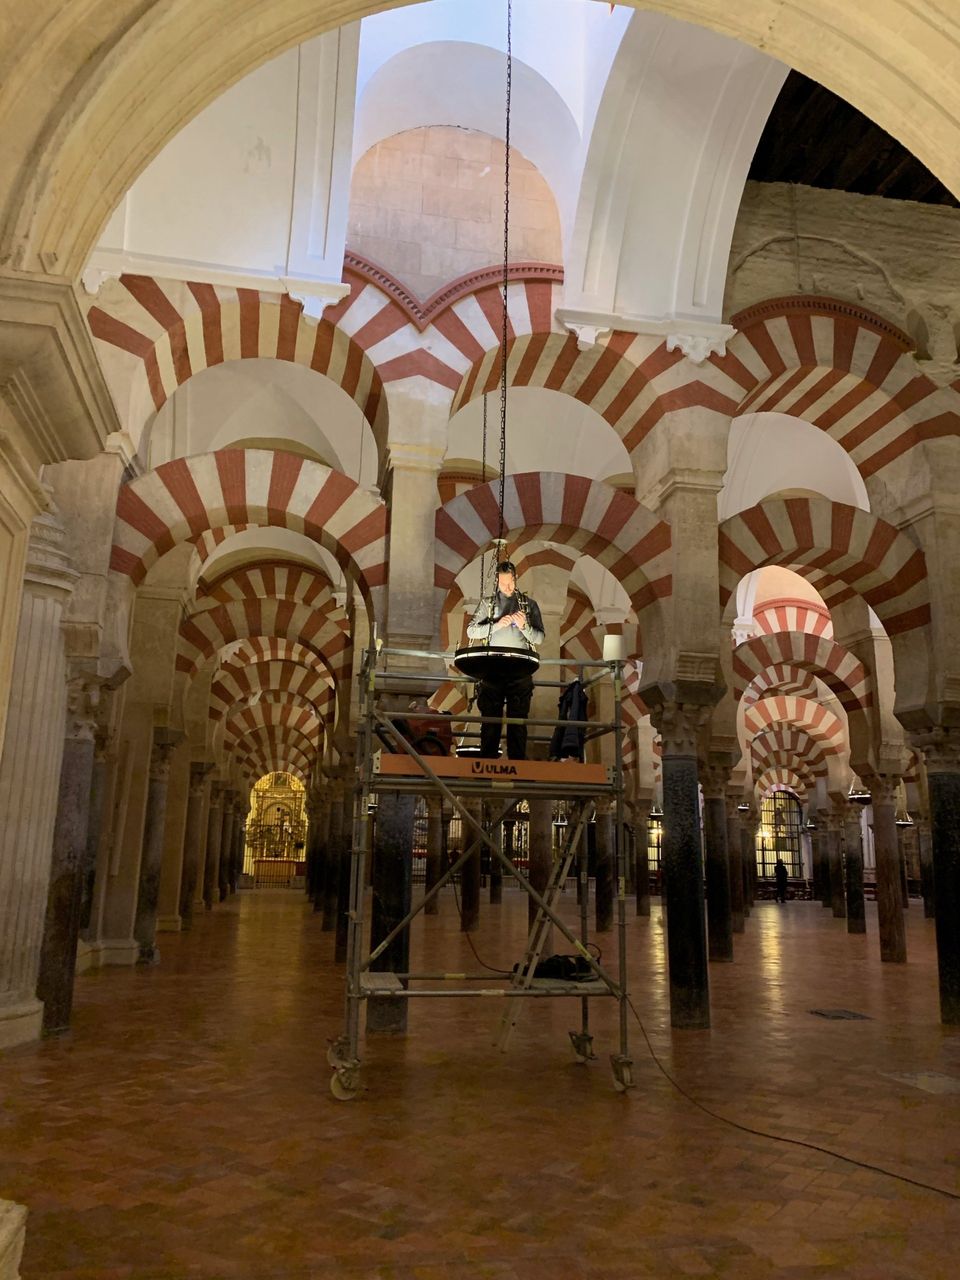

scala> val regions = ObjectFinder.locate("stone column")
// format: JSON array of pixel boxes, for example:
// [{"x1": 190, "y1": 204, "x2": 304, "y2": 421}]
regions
[
  {"x1": 203, "y1": 784, "x2": 224, "y2": 911},
  {"x1": 652, "y1": 701, "x2": 710, "y2": 1029},
  {"x1": 895, "y1": 820, "x2": 910, "y2": 909},
  {"x1": 487, "y1": 802, "x2": 503, "y2": 906},
  {"x1": 322, "y1": 785, "x2": 344, "y2": 932},
  {"x1": 700, "y1": 766, "x2": 733, "y2": 962},
  {"x1": 218, "y1": 795, "x2": 236, "y2": 902},
  {"x1": 459, "y1": 799, "x2": 482, "y2": 932},
  {"x1": 36, "y1": 674, "x2": 101, "y2": 1034},
  {"x1": 739, "y1": 808, "x2": 756, "y2": 915},
  {"x1": 917, "y1": 818, "x2": 935, "y2": 919},
  {"x1": 335, "y1": 781, "x2": 354, "y2": 962},
  {"x1": 635, "y1": 806, "x2": 651, "y2": 918},
  {"x1": 826, "y1": 806, "x2": 847, "y2": 919},
  {"x1": 912, "y1": 729, "x2": 960, "y2": 1024},
  {"x1": 725, "y1": 793, "x2": 745, "y2": 934},
  {"x1": 179, "y1": 764, "x2": 213, "y2": 927},
  {"x1": 368, "y1": 792, "x2": 414, "y2": 1033},
  {"x1": 156, "y1": 737, "x2": 191, "y2": 931},
  {"x1": 527, "y1": 797, "x2": 553, "y2": 931},
  {"x1": 133, "y1": 729, "x2": 182, "y2": 962},
  {"x1": 502, "y1": 817, "x2": 516, "y2": 899},
  {"x1": 78, "y1": 733, "x2": 110, "y2": 940},
  {"x1": 0, "y1": 507, "x2": 76, "y2": 1049},
  {"x1": 424, "y1": 797, "x2": 443, "y2": 914},
  {"x1": 594, "y1": 799, "x2": 614, "y2": 934},
  {"x1": 869, "y1": 775, "x2": 906, "y2": 963},
  {"x1": 843, "y1": 801, "x2": 867, "y2": 934}
]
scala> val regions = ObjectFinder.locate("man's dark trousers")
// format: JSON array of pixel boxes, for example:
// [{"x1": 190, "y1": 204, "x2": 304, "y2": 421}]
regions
[{"x1": 477, "y1": 675, "x2": 534, "y2": 759}]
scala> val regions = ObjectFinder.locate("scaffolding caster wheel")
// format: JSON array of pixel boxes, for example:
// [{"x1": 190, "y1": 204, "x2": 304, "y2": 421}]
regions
[
  {"x1": 330, "y1": 1062, "x2": 362, "y2": 1101},
  {"x1": 568, "y1": 1030, "x2": 596, "y2": 1063},
  {"x1": 326, "y1": 1036, "x2": 353, "y2": 1068},
  {"x1": 610, "y1": 1054, "x2": 634, "y2": 1093}
]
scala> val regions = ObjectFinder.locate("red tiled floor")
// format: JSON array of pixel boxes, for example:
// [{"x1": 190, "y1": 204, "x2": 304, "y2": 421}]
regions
[{"x1": 2, "y1": 888, "x2": 960, "y2": 1278}]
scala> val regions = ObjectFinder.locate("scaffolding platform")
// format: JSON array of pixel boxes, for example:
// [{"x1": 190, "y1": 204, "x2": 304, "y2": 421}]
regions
[{"x1": 327, "y1": 645, "x2": 634, "y2": 1101}]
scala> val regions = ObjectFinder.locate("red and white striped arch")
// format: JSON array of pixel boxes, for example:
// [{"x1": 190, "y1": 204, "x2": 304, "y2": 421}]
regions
[
  {"x1": 332, "y1": 256, "x2": 563, "y2": 391},
  {"x1": 755, "y1": 767, "x2": 807, "y2": 799},
  {"x1": 449, "y1": 331, "x2": 726, "y2": 466},
  {"x1": 751, "y1": 727, "x2": 828, "y2": 779},
  {"x1": 218, "y1": 638, "x2": 326, "y2": 671},
  {"x1": 733, "y1": 632, "x2": 871, "y2": 714},
  {"x1": 110, "y1": 449, "x2": 387, "y2": 620},
  {"x1": 753, "y1": 597, "x2": 833, "y2": 639},
  {"x1": 236, "y1": 740, "x2": 313, "y2": 779},
  {"x1": 87, "y1": 275, "x2": 388, "y2": 453},
  {"x1": 176, "y1": 601, "x2": 351, "y2": 682},
  {"x1": 435, "y1": 473, "x2": 671, "y2": 641},
  {"x1": 744, "y1": 696, "x2": 846, "y2": 753},
  {"x1": 713, "y1": 297, "x2": 960, "y2": 479},
  {"x1": 197, "y1": 561, "x2": 340, "y2": 612},
  {"x1": 741, "y1": 663, "x2": 823, "y2": 707},
  {"x1": 227, "y1": 723, "x2": 317, "y2": 768},
  {"x1": 209, "y1": 661, "x2": 334, "y2": 723},
  {"x1": 224, "y1": 702, "x2": 322, "y2": 751},
  {"x1": 718, "y1": 496, "x2": 929, "y2": 636}
]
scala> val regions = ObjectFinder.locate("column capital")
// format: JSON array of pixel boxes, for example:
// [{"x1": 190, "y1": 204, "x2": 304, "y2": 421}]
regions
[
  {"x1": 699, "y1": 763, "x2": 730, "y2": 801},
  {"x1": 910, "y1": 725, "x2": 960, "y2": 774},
  {"x1": 864, "y1": 773, "x2": 900, "y2": 806},
  {"x1": 148, "y1": 728, "x2": 183, "y2": 783},
  {"x1": 649, "y1": 700, "x2": 712, "y2": 758},
  {"x1": 189, "y1": 761, "x2": 215, "y2": 796},
  {"x1": 64, "y1": 671, "x2": 102, "y2": 743},
  {"x1": 23, "y1": 503, "x2": 78, "y2": 601}
]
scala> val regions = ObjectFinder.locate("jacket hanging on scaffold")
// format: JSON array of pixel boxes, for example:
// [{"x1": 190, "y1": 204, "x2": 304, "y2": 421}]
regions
[{"x1": 549, "y1": 679, "x2": 588, "y2": 761}]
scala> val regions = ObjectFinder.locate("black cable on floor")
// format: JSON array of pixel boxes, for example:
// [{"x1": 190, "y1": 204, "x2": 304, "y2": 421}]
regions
[
  {"x1": 449, "y1": 876, "x2": 513, "y2": 976},
  {"x1": 625, "y1": 996, "x2": 960, "y2": 1204}
]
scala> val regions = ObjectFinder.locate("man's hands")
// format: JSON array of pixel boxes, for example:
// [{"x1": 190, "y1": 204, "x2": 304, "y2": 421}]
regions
[{"x1": 493, "y1": 610, "x2": 526, "y2": 632}]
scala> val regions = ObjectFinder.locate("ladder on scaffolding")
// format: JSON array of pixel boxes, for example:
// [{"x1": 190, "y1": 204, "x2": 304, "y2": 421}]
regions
[{"x1": 496, "y1": 799, "x2": 598, "y2": 1052}]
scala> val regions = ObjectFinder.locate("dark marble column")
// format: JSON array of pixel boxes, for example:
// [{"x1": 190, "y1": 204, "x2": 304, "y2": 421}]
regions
[
  {"x1": 36, "y1": 676, "x2": 100, "y2": 1034},
  {"x1": 635, "y1": 807, "x2": 651, "y2": 918},
  {"x1": 179, "y1": 763, "x2": 213, "y2": 928},
  {"x1": 322, "y1": 788, "x2": 344, "y2": 932},
  {"x1": 918, "y1": 818, "x2": 935, "y2": 919},
  {"x1": 843, "y1": 801, "x2": 867, "y2": 934},
  {"x1": 232, "y1": 801, "x2": 247, "y2": 892},
  {"x1": 700, "y1": 767, "x2": 732, "y2": 962},
  {"x1": 725, "y1": 794, "x2": 744, "y2": 934},
  {"x1": 335, "y1": 783, "x2": 353, "y2": 963},
  {"x1": 594, "y1": 801, "x2": 614, "y2": 934},
  {"x1": 424, "y1": 798, "x2": 443, "y2": 914},
  {"x1": 368, "y1": 791, "x2": 414, "y2": 1033},
  {"x1": 739, "y1": 811, "x2": 756, "y2": 916},
  {"x1": 653, "y1": 702, "x2": 710, "y2": 1030},
  {"x1": 487, "y1": 802, "x2": 503, "y2": 906},
  {"x1": 826, "y1": 808, "x2": 847, "y2": 918},
  {"x1": 502, "y1": 818, "x2": 517, "y2": 896},
  {"x1": 133, "y1": 729, "x2": 182, "y2": 962},
  {"x1": 814, "y1": 822, "x2": 832, "y2": 908},
  {"x1": 78, "y1": 735, "x2": 109, "y2": 939},
  {"x1": 527, "y1": 797, "x2": 553, "y2": 931},
  {"x1": 912, "y1": 731, "x2": 960, "y2": 1025},
  {"x1": 895, "y1": 821, "x2": 910, "y2": 909},
  {"x1": 869, "y1": 775, "x2": 906, "y2": 963},
  {"x1": 218, "y1": 794, "x2": 236, "y2": 903},
  {"x1": 310, "y1": 794, "x2": 330, "y2": 913},
  {"x1": 202, "y1": 784, "x2": 224, "y2": 910},
  {"x1": 459, "y1": 799, "x2": 481, "y2": 933}
]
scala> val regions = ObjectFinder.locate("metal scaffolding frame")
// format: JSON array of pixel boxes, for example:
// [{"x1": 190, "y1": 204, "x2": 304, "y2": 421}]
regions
[{"x1": 327, "y1": 645, "x2": 634, "y2": 1100}]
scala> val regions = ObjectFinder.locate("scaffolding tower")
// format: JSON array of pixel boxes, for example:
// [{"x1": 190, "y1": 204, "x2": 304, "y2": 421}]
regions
[{"x1": 327, "y1": 645, "x2": 634, "y2": 1100}]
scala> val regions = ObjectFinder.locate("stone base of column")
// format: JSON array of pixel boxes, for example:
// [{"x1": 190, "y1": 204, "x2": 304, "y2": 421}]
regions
[
  {"x1": 95, "y1": 938, "x2": 140, "y2": 966},
  {"x1": 157, "y1": 915, "x2": 182, "y2": 932},
  {"x1": 0, "y1": 1198, "x2": 27, "y2": 1280},
  {"x1": 0, "y1": 997, "x2": 43, "y2": 1050}
]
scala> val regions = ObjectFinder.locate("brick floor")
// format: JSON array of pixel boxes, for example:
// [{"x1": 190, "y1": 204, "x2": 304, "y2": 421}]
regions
[{"x1": 1, "y1": 889, "x2": 959, "y2": 1278}]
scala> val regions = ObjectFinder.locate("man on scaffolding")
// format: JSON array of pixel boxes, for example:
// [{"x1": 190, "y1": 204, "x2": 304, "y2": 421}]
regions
[{"x1": 466, "y1": 559, "x2": 545, "y2": 760}]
